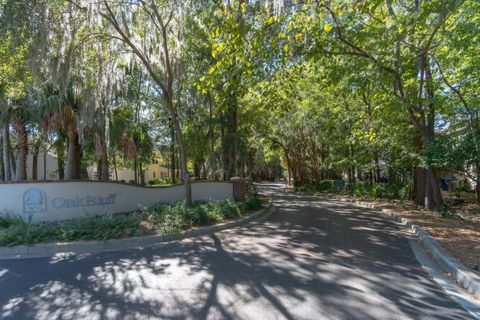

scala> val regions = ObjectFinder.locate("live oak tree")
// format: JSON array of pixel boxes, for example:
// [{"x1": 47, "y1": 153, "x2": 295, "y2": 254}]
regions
[
  {"x1": 96, "y1": 0, "x2": 193, "y2": 204},
  {"x1": 434, "y1": 0, "x2": 480, "y2": 202},
  {"x1": 283, "y1": 0, "x2": 464, "y2": 209}
]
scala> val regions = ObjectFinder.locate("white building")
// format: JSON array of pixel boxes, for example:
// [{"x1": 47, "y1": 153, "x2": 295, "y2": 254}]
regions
[
  {"x1": 89, "y1": 163, "x2": 177, "y2": 183},
  {"x1": 23, "y1": 152, "x2": 177, "y2": 184}
]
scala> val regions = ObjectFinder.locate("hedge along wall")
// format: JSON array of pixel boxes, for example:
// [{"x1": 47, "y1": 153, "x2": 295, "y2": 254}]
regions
[{"x1": 0, "y1": 181, "x2": 234, "y2": 223}]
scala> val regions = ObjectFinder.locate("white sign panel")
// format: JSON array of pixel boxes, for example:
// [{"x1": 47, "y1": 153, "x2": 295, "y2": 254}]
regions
[{"x1": 0, "y1": 181, "x2": 233, "y2": 223}]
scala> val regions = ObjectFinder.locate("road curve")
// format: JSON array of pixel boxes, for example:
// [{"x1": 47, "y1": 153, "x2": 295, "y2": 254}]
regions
[{"x1": 0, "y1": 183, "x2": 472, "y2": 319}]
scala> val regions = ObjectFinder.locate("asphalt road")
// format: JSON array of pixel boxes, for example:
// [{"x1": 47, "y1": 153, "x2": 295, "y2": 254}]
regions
[{"x1": 0, "y1": 183, "x2": 472, "y2": 320}]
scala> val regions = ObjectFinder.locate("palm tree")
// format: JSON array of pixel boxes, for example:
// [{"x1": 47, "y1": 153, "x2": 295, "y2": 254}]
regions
[
  {"x1": 109, "y1": 105, "x2": 154, "y2": 185},
  {"x1": 0, "y1": 103, "x2": 12, "y2": 182},
  {"x1": 39, "y1": 83, "x2": 82, "y2": 180},
  {"x1": 10, "y1": 101, "x2": 30, "y2": 181}
]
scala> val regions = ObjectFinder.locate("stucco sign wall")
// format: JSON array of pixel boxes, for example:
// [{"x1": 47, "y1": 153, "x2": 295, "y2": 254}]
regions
[{"x1": 0, "y1": 181, "x2": 233, "y2": 223}]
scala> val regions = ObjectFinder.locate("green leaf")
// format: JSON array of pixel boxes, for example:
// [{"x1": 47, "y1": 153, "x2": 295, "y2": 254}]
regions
[{"x1": 324, "y1": 24, "x2": 333, "y2": 33}]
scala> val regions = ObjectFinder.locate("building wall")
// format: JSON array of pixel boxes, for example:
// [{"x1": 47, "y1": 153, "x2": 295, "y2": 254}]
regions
[
  {"x1": 145, "y1": 164, "x2": 175, "y2": 181},
  {"x1": 108, "y1": 165, "x2": 177, "y2": 183},
  {"x1": 0, "y1": 181, "x2": 234, "y2": 223},
  {"x1": 113, "y1": 169, "x2": 136, "y2": 183}
]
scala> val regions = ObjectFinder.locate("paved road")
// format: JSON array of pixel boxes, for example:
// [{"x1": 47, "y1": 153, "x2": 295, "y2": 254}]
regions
[{"x1": 0, "y1": 183, "x2": 472, "y2": 319}]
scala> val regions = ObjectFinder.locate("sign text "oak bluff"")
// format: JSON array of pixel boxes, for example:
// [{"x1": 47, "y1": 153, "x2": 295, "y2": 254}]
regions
[{"x1": 51, "y1": 194, "x2": 118, "y2": 209}]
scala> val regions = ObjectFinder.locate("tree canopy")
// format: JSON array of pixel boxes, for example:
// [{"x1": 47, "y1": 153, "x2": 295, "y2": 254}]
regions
[{"x1": 0, "y1": 0, "x2": 478, "y2": 208}]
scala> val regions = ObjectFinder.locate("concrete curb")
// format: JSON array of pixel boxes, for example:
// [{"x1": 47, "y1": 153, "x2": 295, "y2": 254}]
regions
[
  {"x1": 0, "y1": 206, "x2": 274, "y2": 260},
  {"x1": 336, "y1": 197, "x2": 480, "y2": 299}
]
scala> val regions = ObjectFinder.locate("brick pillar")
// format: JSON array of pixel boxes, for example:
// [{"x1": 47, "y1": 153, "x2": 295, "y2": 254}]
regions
[{"x1": 231, "y1": 177, "x2": 246, "y2": 201}]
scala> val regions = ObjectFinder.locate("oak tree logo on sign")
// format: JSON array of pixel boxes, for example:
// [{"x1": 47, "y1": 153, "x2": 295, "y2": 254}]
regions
[{"x1": 23, "y1": 188, "x2": 47, "y2": 213}]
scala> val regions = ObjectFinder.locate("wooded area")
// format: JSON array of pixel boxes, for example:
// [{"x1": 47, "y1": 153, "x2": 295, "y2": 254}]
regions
[{"x1": 0, "y1": 0, "x2": 478, "y2": 209}]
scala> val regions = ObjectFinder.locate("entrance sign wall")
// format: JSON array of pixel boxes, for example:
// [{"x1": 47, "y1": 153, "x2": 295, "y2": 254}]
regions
[{"x1": 0, "y1": 181, "x2": 233, "y2": 223}]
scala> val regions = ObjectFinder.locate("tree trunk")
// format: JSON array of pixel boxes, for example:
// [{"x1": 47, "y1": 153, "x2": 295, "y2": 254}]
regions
[
  {"x1": 56, "y1": 138, "x2": 65, "y2": 180},
  {"x1": 427, "y1": 168, "x2": 443, "y2": 209},
  {"x1": 95, "y1": 132, "x2": 109, "y2": 181},
  {"x1": 170, "y1": 120, "x2": 176, "y2": 184},
  {"x1": 223, "y1": 104, "x2": 237, "y2": 181},
  {"x1": 9, "y1": 146, "x2": 15, "y2": 179},
  {"x1": 65, "y1": 131, "x2": 81, "y2": 180},
  {"x1": 2, "y1": 123, "x2": 11, "y2": 182},
  {"x1": 134, "y1": 157, "x2": 138, "y2": 184},
  {"x1": 374, "y1": 157, "x2": 381, "y2": 183},
  {"x1": 202, "y1": 163, "x2": 207, "y2": 180},
  {"x1": 287, "y1": 165, "x2": 292, "y2": 186},
  {"x1": 166, "y1": 96, "x2": 192, "y2": 205},
  {"x1": 346, "y1": 146, "x2": 353, "y2": 183},
  {"x1": 475, "y1": 163, "x2": 480, "y2": 204},
  {"x1": 476, "y1": 177, "x2": 480, "y2": 204},
  {"x1": 387, "y1": 167, "x2": 394, "y2": 185},
  {"x1": 112, "y1": 151, "x2": 118, "y2": 181},
  {"x1": 247, "y1": 148, "x2": 255, "y2": 180},
  {"x1": 421, "y1": 61, "x2": 444, "y2": 209},
  {"x1": 32, "y1": 143, "x2": 40, "y2": 180},
  {"x1": 76, "y1": 141, "x2": 83, "y2": 178},
  {"x1": 424, "y1": 170, "x2": 434, "y2": 210},
  {"x1": 0, "y1": 131, "x2": 4, "y2": 181},
  {"x1": 139, "y1": 162, "x2": 145, "y2": 185},
  {"x1": 208, "y1": 101, "x2": 216, "y2": 180},
  {"x1": 193, "y1": 161, "x2": 201, "y2": 180},
  {"x1": 96, "y1": 160, "x2": 102, "y2": 180},
  {"x1": 14, "y1": 119, "x2": 28, "y2": 181},
  {"x1": 176, "y1": 150, "x2": 181, "y2": 182},
  {"x1": 414, "y1": 166, "x2": 426, "y2": 206},
  {"x1": 65, "y1": 139, "x2": 76, "y2": 180},
  {"x1": 282, "y1": 147, "x2": 294, "y2": 187},
  {"x1": 349, "y1": 144, "x2": 355, "y2": 182}
]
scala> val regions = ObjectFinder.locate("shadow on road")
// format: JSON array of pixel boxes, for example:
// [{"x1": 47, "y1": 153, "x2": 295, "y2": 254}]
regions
[{"x1": 0, "y1": 184, "x2": 472, "y2": 319}]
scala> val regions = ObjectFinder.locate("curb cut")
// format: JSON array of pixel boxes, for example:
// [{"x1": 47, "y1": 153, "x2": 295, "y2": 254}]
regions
[
  {"x1": 0, "y1": 206, "x2": 274, "y2": 260},
  {"x1": 336, "y1": 197, "x2": 480, "y2": 299}
]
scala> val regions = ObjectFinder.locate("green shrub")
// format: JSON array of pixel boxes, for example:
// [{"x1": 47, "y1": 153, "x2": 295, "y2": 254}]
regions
[
  {"x1": 54, "y1": 215, "x2": 141, "y2": 241},
  {"x1": 148, "y1": 198, "x2": 248, "y2": 234},
  {"x1": 369, "y1": 185, "x2": 383, "y2": 198},
  {"x1": 383, "y1": 184, "x2": 397, "y2": 199},
  {"x1": 295, "y1": 179, "x2": 413, "y2": 201},
  {"x1": 0, "y1": 214, "x2": 142, "y2": 246},
  {"x1": 437, "y1": 205, "x2": 459, "y2": 219},
  {"x1": 244, "y1": 182, "x2": 262, "y2": 210},
  {"x1": 294, "y1": 181, "x2": 319, "y2": 192},
  {"x1": 0, "y1": 198, "x2": 260, "y2": 246},
  {"x1": 344, "y1": 182, "x2": 365, "y2": 196},
  {"x1": 453, "y1": 187, "x2": 462, "y2": 200},
  {"x1": 243, "y1": 197, "x2": 262, "y2": 210},
  {"x1": 459, "y1": 179, "x2": 472, "y2": 192},
  {"x1": 344, "y1": 182, "x2": 355, "y2": 195},
  {"x1": 0, "y1": 213, "x2": 21, "y2": 229},
  {"x1": 398, "y1": 183, "x2": 411, "y2": 200},
  {"x1": 318, "y1": 180, "x2": 336, "y2": 192},
  {"x1": 246, "y1": 182, "x2": 259, "y2": 199},
  {"x1": 353, "y1": 183, "x2": 364, "y2": 197},
  {"x1": 294, "y1": 185, "x2": 309, "y2": 192}
]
